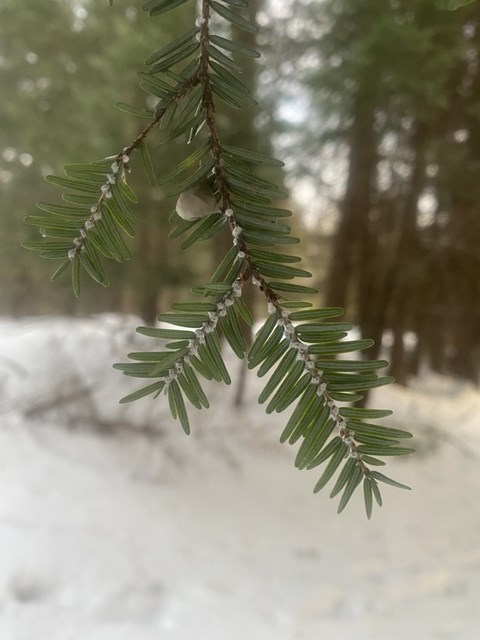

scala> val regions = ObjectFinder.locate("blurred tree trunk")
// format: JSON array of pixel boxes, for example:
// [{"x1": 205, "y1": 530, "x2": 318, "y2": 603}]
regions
[
  {"x1": 326, "y1": 91, "x2": 377, "y2": 313},
  {"x1": 137, "y1": 212, "x2": 156, "y2": 324},
  {"x1": 446, "y1": 206, "x2": 480, "y2": 382},
  {"x1": 387, "y1": 122, "x2": 427, "y2": 385},
  {"x1": 134, "y1": 202, "x2": 168, "y2": 325}
]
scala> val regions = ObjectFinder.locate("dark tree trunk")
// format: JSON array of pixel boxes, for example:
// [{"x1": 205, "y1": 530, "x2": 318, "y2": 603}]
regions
[
  {"x1": 326, "y1": 92, "x2": 377, "y2": 312},
  {"x1": 387, "y1": 122, "x2": 427, "y2": 385}
]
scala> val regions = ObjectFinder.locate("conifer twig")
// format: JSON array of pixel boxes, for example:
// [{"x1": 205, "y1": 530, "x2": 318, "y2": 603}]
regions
[{"x1": 67, "y1": 75, "x2": 200, "y2": 260}]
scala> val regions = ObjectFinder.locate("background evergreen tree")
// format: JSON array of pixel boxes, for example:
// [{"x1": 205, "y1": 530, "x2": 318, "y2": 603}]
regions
[{"x1": 268, "y1": 0, "x2": 480, "y2": 386}]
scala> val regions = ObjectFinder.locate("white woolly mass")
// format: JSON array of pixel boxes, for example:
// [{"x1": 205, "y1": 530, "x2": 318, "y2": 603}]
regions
[
  {"x1": 329, "y1": 405, "x2": 339, "y2": 419},
  {"x1": 195, "y1": 329, "x2": 206, "y2": 344},
  {"x1": 231, "y1": 281, "x2": 242, "y2": 297},
  {"x1": 100, "y1": 184, "x2": 112, "y2": 199}
]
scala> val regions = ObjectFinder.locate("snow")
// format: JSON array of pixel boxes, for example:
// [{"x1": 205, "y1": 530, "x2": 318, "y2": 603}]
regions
[{"x1": 0, "y1": 314, "x2": 479, "y2": 640}]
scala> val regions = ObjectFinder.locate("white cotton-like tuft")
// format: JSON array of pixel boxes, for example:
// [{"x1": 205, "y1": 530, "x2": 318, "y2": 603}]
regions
[
  {"x1": 176, "y1": 184, "x2": 219, "y2": 220},
  {"x1": 231, "y1": 282, "x2": 242, "y2": 297},
  {"x1": 195, "y1": 330, "x2": 206, "y2": 344}
]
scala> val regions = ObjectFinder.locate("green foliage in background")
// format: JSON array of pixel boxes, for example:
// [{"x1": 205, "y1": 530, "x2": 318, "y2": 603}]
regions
[
  {"x1": 267, "y1": 0, "x2": 480, "y2": 387},
  {"x1": 0, "y1": 1, "x2": 206, "y2": 316},
  {"x1": 440, "y1": 0, "x2": 477, "y2": 9},
  {"x1": 24, "y1": 0, "x2": 413, "y2": 516}
]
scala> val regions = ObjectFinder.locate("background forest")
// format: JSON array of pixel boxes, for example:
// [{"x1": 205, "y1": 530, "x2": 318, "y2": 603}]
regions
[
  {"x1": 1, "y1": 2, "x2": 480, "y2": 638},
  {"x1": 4, "y1": 0, "x2": 480, "y2": 391}
]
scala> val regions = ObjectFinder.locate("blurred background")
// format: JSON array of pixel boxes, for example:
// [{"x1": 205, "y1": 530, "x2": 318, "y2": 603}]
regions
[
  {"x1": 4, "y1": 0, "x2": 480, "y2": 387},
  {"x1": 1, "y1": 1, "x2": 480, "y2": 639}
]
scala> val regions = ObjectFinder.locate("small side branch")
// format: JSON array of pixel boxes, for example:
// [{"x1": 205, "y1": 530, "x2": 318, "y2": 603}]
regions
[{"x1": 68, "y1": 75, "x2": 200, "y2": 261}]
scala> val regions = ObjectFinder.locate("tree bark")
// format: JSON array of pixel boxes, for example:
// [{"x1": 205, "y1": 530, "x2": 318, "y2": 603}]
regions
[
  {"x1": 326, "y1": 92, "x2": 377, "y2": 312},
  {"x1": 387, "y1": 122, "x2": 427, "y2": 385}
]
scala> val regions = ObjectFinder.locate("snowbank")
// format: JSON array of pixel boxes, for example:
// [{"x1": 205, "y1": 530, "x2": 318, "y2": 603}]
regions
[{"x1": 0, "y1": 315, "x2": 478, "y2": 640}]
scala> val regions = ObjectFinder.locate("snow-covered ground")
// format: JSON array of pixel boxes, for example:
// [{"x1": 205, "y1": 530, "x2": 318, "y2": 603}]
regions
[{"x1": 0, "y1": 315, "x2": 479, "y2": 640}]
